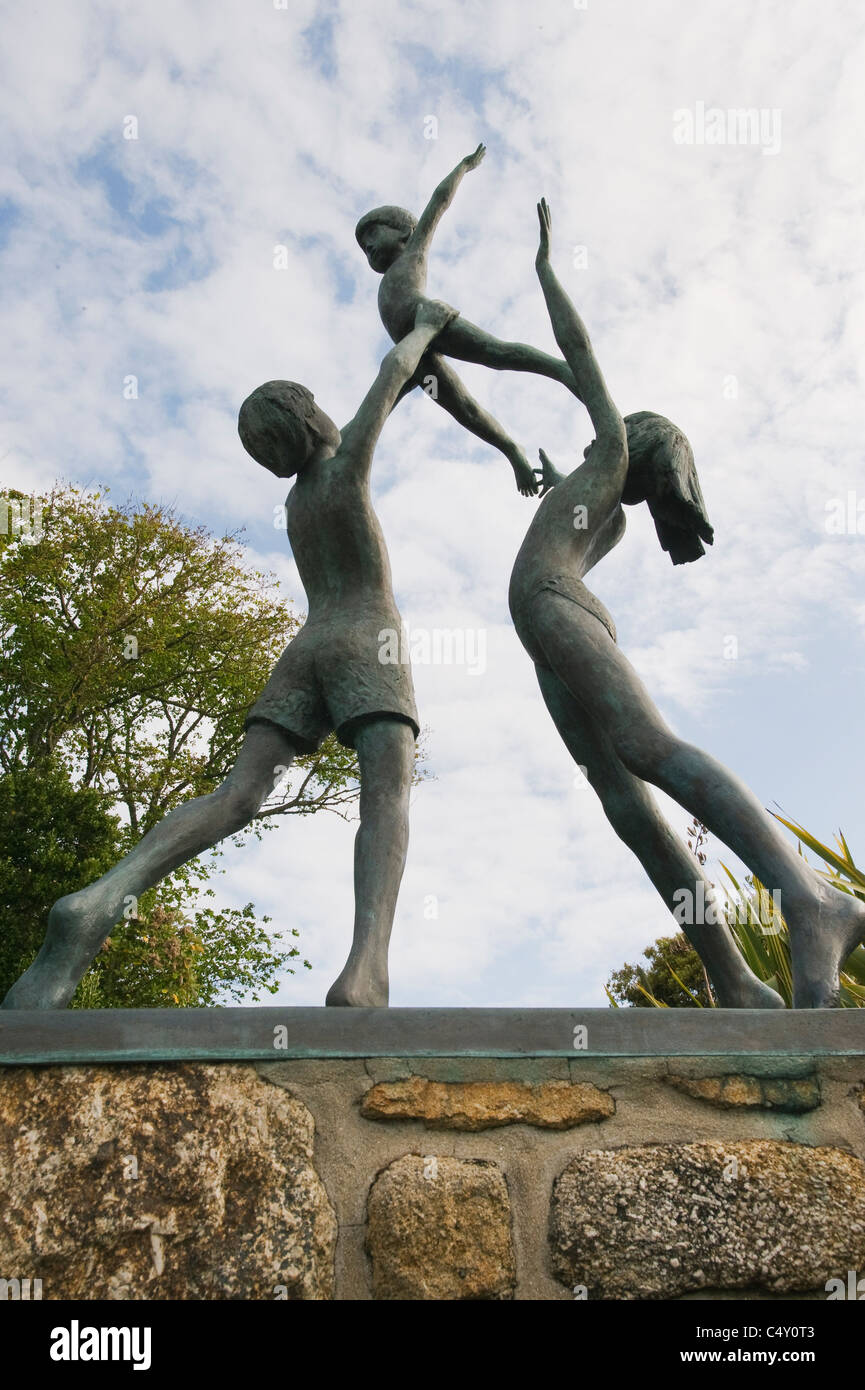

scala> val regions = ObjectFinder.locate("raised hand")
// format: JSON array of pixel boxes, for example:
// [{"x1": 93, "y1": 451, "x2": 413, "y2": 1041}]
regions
[
  {"x1": 414, "y1": 298, "x2": 460, "y2": 333},
  {"x1": 536, "y1": 197, "x2": 552, "y2": 266},
  {"x1": 462, "y1": 143, "x2": 486, "y2": 171},
  {"x1": 535, "y1": 446, "x2": 564, "y2": 497},
  {"x1": 512, "y1": 455, "x2": 540, "y2": 497}
]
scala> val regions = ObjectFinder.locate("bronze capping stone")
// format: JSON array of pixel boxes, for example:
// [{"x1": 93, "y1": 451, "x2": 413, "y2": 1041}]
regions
[
  {"x1": 666, "y1": 1072, "x2": 821, "y2": 1112},
  {"x1": 366, "y1": 1154, "x2": 515, "y2": 1300},
  {"x1": 360, "y1": 1075, "x2": 614, "y2": 1130},
  {"x1": 3, "y1": 1006, "x2": 865, "y2": 1064},
  {"x1": 0, "y1": 1064, "x2": 337, "y2": 1299},
  {"x1": 551, "y1": 1141, "x2": 865, "y2": 1300}
]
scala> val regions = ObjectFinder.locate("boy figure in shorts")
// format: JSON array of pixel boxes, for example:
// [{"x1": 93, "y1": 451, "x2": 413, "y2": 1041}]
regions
[
  {"x1": 356, "y1": 143, "x2": 579, "y2": 496},
  {"x1": 3, "y1": 300, "x2": 458, "y2": 1011}
]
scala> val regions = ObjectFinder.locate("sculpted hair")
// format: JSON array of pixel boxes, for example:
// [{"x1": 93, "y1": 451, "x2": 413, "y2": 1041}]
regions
[
  {"x1": 355, "y1": 205, "x2": 418, "y2": 247},
  {"x1": 237, "y1": 380, "x2": 319, "y2": 473},
  {"x1": 623, "y1": 411, "x2": 714, "y2": 565}
]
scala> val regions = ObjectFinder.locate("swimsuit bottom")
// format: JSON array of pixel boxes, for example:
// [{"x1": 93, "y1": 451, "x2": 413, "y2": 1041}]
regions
[
  {"x1": 532, "y1": 577, "x2": 617, "y2": 642},
  {"x1": 512, "y1": 575, "x2": 617, "y2": 667}
]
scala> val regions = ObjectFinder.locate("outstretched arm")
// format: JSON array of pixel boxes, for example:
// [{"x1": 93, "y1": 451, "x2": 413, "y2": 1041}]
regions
[
  {"x1": 340, "y1": 301, "x2": 459, "y2": 477},
  {"x1": 408, "y1": 144, "x2": 486, "y2": 258},
  {"x1": 534, "y1": 199, "x2": 624, "y2": 449}
]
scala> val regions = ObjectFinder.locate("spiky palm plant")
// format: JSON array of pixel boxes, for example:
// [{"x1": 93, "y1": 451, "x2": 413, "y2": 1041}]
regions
[{"x1": 606, "y1": 816, "x2": 865, "y2": 1008}]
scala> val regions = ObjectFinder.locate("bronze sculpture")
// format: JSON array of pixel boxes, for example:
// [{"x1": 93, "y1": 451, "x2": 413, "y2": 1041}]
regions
[
  {"x1": 2, "y1": 302, "x2": 459, "y2": 1009},
  {"x1": 356, "y1": 144, "x2": 578, "y2": 496},
  {"x1": 508, "y1": 200, "x2": 865, "y2": 1008},
  {"x1": 5, "y1": 153, "x2": 862, "y2": 1014}
]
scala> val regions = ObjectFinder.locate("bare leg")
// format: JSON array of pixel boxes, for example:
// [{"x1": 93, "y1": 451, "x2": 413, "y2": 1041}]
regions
[
  {"x1": 436, "y1": 316, "x2": 580, "y2": 396},
  {"x1": 2, "y1": 722, "x2": 297, "y2": 1009},
  {"x1": 530, "y1": 594, "x2": 865, "y2": 1007},
  {"x1": 386, "y1": 375, "x2": 418, "y2": 416},
  {"x1": 535, "y1": 665, "x2": 782, "y2": 1007},
  {"x1": 421, "y1": 352, "x2": 538, "y2": 495},
  {"x1": 326, "y1": 718, "x2": 414, "y2": 1007}
]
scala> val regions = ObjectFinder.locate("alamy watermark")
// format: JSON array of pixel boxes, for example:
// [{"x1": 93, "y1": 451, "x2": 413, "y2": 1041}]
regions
[
  {"x1": 378, "y1": 622, "x2": 486, "y2": 676},
  {"x1": 673, "y1": 102, "x2": 781, "y2": 156},
  {"x1": 825, "y1": 492, "x2": 865, "y2": 535},
  {"x1": 826, "y1": 1270, "x2": 865, "y2": 1299},
  {"x1": 0, "y1": 1276, "x2": 42, "y2": 1300},
  {"x1": 0, "y1": 495, "x2": 44, "y2": 543},
  {"x1": 49, "y1": 1322, "x2": 151, "y2": 1370},
  {"x1": 673, "y1": 881, "x2": 782, "y2": 934}
]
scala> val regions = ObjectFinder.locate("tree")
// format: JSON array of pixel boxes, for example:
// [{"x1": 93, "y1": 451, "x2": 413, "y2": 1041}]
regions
[
  {"x1": 0, "y1": 485, "x2": 365, "y2": 824},
  {"x1": 0, "y1": 484, "x2": 413, "y2": 1005},
  {"x1": 0, "y1": 760, "x2": 309, "y2": 1005},
  {"x1": 606, "y1": 932, "x2": 714, "y2": 1008},
  {"x1": 0, "y1": 761, "x2": 120, "y2": 996}
]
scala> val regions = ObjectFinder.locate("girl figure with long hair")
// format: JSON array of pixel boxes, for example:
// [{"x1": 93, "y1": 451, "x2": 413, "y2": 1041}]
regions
[{"x1": 509, "y1": 200, "x2": 864, "y2": 1008}]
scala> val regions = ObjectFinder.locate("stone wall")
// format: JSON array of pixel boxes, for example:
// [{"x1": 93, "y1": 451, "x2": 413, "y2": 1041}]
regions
[{"x1": 2, "y1": 1051, "x2": 865, "y2": 1300}]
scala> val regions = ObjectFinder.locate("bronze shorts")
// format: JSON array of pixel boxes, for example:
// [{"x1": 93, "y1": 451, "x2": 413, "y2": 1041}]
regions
[{"x1": 244, "y1": 612, "x2": 419, "y2": 752}]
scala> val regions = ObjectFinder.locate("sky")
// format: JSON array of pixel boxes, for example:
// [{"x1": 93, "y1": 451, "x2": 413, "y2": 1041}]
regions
[{"x1": 2, "y1": 0, "x2": 864, "y2": 1007}]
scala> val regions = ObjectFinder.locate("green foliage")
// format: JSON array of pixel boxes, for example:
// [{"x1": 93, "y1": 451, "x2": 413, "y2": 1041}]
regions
[
  {"x1": 0, "y1": 484, "x2": 392, "y2": 1006},
  {"x1": 0, "y1": 761, "x2": 121, "y2": 998},
  {"x1": 0, "y1": 753, "x2": 308, "y2": 1009},
  {"x1": 724, "y1": 815, "x2": 865, "y2": 1008},
  {"x1": 0, "y1": 485, "x2": 362, "y2": 829},
  {"x1": 605, "y1": 816, "x2": 865, "y2": 1009},
  {"x1": 606, "y1": 932, "x2": 714, "y2": 1008},
  {"x1": 76, "y1": 898, "x2": 308, "y2": 1009}
]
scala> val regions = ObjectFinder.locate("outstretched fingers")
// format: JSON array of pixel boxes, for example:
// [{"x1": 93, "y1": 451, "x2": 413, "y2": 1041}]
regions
[
  {"x1": 537, "y1": 198, "x2": 552, "y2": 257},
  {"x1": 536, "y1": 447, "x2": 558, "y2": 496}
]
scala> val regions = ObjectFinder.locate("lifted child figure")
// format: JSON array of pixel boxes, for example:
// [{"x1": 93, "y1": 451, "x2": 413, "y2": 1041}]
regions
[
  {"x1": 356, "y1": 144, "x2": 579, "y2": 496},
  {"x1": 2, "y1": 301, "x2": 459, "y2": 1011}
]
